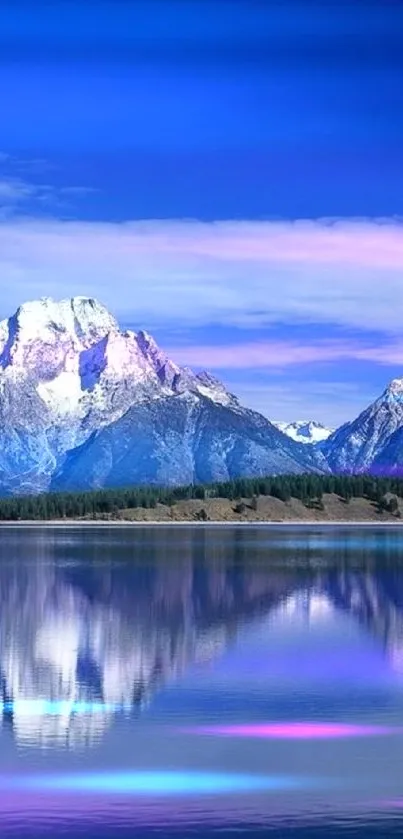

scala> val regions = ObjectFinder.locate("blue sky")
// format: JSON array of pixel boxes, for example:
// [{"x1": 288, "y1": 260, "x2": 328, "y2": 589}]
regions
[{"x1": 1, "y1": 0, "x2": 403, "y2": 426}]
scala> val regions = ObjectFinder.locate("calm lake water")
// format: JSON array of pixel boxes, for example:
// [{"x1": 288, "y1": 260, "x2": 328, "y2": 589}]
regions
[{"x1": 2, "y1": 524, "x2": 403, "y2": 838}]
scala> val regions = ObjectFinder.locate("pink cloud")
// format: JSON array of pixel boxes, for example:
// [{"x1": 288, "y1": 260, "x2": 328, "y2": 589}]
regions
[
  {"x1": 1, "y1": 216, "x2": 403, "y2": 332},
  {"x1": 138, "y1": 219, "x2": 403, "y2": 270},
  {"x1": 167, "y1": 340, "x2": 403, "y2": 369}
]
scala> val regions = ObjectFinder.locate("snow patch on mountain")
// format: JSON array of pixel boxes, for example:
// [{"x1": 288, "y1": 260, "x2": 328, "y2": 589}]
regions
[
  {"x1": 385, "y1": 378, "x2": 403, "y2": 399},
  {"x1": 194, "y1": 371, "x2": 240, "y2": 409},
  {"x1": 273, "y1": 420, "x2": 334, "y2": 445},
  {"x1": 36, "y1": 371, "x2": 83, "y2": 414}
]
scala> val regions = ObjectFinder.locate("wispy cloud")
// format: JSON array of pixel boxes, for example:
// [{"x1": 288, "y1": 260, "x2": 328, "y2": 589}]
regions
[
  {"x1": 0, "y1": 177, "x2": 62, "y2": 208},
  {"x1": 0, "y1": 150, "x2": 55, "y2": 174},
  {"x1": 0, "y1": 179, "x2": 36, "y2": 203},
  {"x1": 0, "y1": 211, "x2": 399, "y2": 425},
  {"x1": 0, "y1": 154, "x2": 95, "y2": 214},
  {"x1": 0, "y1": 216, "x2": 402, "y2": 334},
  {"x1": 166, "y1": 339, "x2": 403, "y2": 369}
]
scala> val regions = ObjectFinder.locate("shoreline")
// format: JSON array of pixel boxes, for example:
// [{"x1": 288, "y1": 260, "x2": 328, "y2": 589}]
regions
[{"x1": 0, "y1": 519, "x2": 402, "y2": 527}]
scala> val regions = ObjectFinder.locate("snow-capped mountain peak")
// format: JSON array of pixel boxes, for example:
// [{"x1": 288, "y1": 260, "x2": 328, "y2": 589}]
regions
[
  {"x1": 0, "y1": 296, "x2": 121, "y2": 381},
  {"x1": 273, "y1": 420, "x2": 334, "y2": 445},
  {"x1": 1, "y1": 296, "x2": 118, "y2": 353},
  {"x1": 0, "y1": 296, "x2": 317, "y2": 494},
  {"x1": 0, "y1": 297, "x2": 229, "y2": 407},
  {"x1": 383, "y1": 378, "x2": 403, "y2": 402},
  {"x1": 322, "y1": 376, "x2": 403, "y2": 473}
]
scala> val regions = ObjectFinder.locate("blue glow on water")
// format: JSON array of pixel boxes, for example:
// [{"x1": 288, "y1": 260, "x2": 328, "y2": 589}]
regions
[
  {"x1": 1, "y1": 771, "x2": 315, "y2": 796},
  {"x1": 1, "y1": 700, "x2": 123, "y2": 715},
  {"x1": 248, "y1": 536, "x2": 403, "y2": 551}
]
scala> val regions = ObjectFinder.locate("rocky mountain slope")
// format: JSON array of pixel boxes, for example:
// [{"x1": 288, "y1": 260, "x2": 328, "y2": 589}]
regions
[
  {"x1": 273, "y1": 420, "x2": 333, "y2": 445},
  {"x1": 322, "y1": 378, "x2": 403, "y2": 474},
  {"x1": 371, "y1": 427, "x2": 403, "y2": 475},
  {"x1": 0, "y1": 296, "x2": 318, "y2": 494},
  {"x1": 52, "y1": 392, "x2": 323, "y2": 492}
]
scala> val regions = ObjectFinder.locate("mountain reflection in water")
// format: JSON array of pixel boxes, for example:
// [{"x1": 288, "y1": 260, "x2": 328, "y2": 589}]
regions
[
  {"x1": 0, "y1": 525, "x2": 403, "y2": 752},
  {"x1": 0, "y1": 526, "x2": 299, "y2": 749},
  {"x1": 1, "y1": 526, "x2": 403, "y2": 837}
]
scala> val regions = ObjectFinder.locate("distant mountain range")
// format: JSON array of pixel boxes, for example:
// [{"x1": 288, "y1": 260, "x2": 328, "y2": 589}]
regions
[
  {"x1": 0, "y1": 296, "x2": 402, "y2": 495},
  {"x1": 272, "y1": 420, "x2": 334, "y2": 445}
]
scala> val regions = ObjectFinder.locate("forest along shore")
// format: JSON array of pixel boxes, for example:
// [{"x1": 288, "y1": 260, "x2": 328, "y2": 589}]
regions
[
  {"x1": 0, "y1": 492, "x2": 403, "y2": 524},
  {"x1": 0, "y1": 476, "x2": 403, "y2": 523}
]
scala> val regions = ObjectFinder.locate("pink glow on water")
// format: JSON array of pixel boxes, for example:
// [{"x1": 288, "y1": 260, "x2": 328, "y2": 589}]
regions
[{"x1": 182, "y1": 722, "x2": 401, "y2": 739}]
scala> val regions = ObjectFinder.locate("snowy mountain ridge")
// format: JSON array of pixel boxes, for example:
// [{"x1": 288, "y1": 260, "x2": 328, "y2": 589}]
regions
[
  {"x1": 0, "y1": 296, "x2": 238, "y2": 418},
  {"x1": 322, "y1": 377, "x2": 403, "y2": 473},
  {"x1": 0, "y1": 296, "x2": 317, "y2": 494},
  {"x1": 2, "y1": 295, "x2": 403, "y2": 489},
  {"x1": 273, "y1": 420, "x2": 334, "y2": 445}
]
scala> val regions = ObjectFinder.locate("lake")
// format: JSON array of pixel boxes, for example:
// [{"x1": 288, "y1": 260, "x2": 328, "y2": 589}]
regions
[{"x1": 1, "y1": 524, "x2": 403, "y2": 838}]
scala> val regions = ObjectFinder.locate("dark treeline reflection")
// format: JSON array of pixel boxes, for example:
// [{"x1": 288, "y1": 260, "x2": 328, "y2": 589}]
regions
[{"x1": 1, "y1": 525, "x2": 403, "y2": 748}]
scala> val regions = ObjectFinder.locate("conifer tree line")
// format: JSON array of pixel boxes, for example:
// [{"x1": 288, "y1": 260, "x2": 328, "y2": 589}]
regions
[{"x1": 0, "y1": 474, "x2": 401, "y2": 521}]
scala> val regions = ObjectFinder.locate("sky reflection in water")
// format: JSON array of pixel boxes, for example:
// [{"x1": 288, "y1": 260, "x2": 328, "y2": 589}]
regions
[{"x1": 0, "y1": 526, "x2": 403, "y2": 836}]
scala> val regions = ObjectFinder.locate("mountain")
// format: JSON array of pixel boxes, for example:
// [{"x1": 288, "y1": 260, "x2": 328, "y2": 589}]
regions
[
  {"x1": 322, "y1": 378, "x2": 403, "y2": 474},
  {"x1": 0, "y1": 296, "x2": 318, "y2": 494},
  {"x1": 371, "y1": 427, "x2": 403, "y2": 475},
  {"x1": 52, "y1": 394, "x2": 324, "y2": 491},
  {"x1": 273, "y1": 420, "x2": 334, "y2": 445}
]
